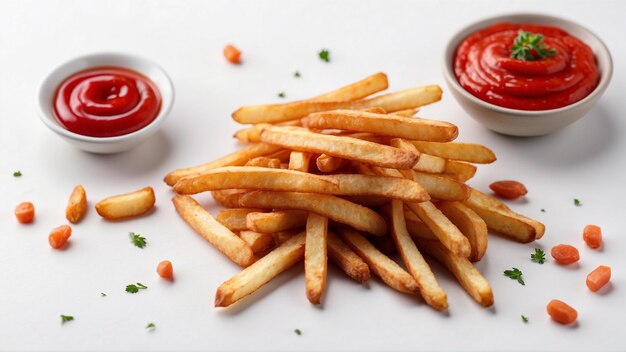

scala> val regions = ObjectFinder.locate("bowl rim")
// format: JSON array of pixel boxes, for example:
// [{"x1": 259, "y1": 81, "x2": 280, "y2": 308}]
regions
[
  {"x1": 442, "y1": 12, "x2": 613, "y2": 116},
  {"x1": 36, "y1": 52, "x2": 175, "y2": 143}
]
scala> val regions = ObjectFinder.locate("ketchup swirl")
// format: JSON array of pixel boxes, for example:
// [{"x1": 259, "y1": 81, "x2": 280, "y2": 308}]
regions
[
  {"x1": 454, "y1": 23, "x2": 599, "y2": 110},
  {"x1": 54, "y1": 67, "x2": 161, "y2": 137}
]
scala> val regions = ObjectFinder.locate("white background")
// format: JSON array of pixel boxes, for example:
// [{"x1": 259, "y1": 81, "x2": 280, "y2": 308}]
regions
[{"x1": 1, "y1": 0, "x2": 625, "y2": 351}]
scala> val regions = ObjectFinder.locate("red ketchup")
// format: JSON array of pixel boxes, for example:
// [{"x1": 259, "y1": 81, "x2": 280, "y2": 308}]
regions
[
  {"x1": 454, "y1": 23, "x2": 599, "y2": 110},
  {"x1": 54, "y1": 67, "x2": 161, "y2": 137}
]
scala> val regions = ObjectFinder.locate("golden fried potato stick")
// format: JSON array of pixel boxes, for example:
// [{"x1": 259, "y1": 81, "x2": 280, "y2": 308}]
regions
[
  {"x1": 316, "y1": 154, "x2": 347, "y2": 173},
  {"x1": 303, "y1": 110, "x2": 458, "y2": 142},
  {"x1": 442, "y1": 160, "x2": 478, "y2": 182},
  {"x1": 173, "y1": 195, "x2": 254, "y2": 267},
  {"x1": 238, "y1": 230, "x2": 275, "y2": 254},
  {"x1": 312, "y1": 72, "x2": 389, "y2": 102},
  {"x1": 438, "y1": 201, "x2": 488, "y2": 262},
  {"x1": 327, "y1": 231, "x2": 370, "y2": 283},
  {"x1": 330, "y1": 174, "x2": 429, "y2": 202},
  {"x1": 245, "y1": 156, "x2": 282, "y2": 168},
  {"x1": 288, "y1": 151, "x2": 314, "y2": 172},
  {"x1": 66, "y1": 185, "x2": 87, "y2": 224},
  {"x1": 409, "y1": 141, "x2": 496, "y2": 164},
  {"x1": 337, "y1": 228, "x2": 420, "y2": 295},
  {"x1": 238, "y1": 191, "x2": 387, "y2": 236},
  {"x1": 164, "y1": 143, "x2": 281, "y2": 186},
  {"x1": 411, "y1": 171, "x2": 470, "y2": 201},
  {"x1": 215, "y1": 232, "x2": 306, "y2": 307},
  {"x1": 390, "y1": 138, "x2": 446, "y2": 173},
  {"x1": 247, "y1": 210, "x2": 308, "y2": 233},
  {"x1": 416, "y1": 240, "x2": 494, "y2": 307},
  {"x1": 305, "y1": 213, "x2": 329, "y2": 304},
  {"x1": 95, "y1": 187, "x2": 155, "y2": 220},
  {"x1": 233, "y1": 85, "x2": 443, "y2": 124},
  {"x1": 173, "y1": 166, "x2": 339, "y2": 195},
  {"x1": 215, "y1": 208, "x2": 262, "y2": 231},
  {"x1": 211, "y1": 190, "x2": 249, "y2": 208},
  {"x1": 390, "y1": 200, "x2": 448, "y2": 310},
  {"x1": 260, "y1": 126, "x2": 418, "y2": 169}
]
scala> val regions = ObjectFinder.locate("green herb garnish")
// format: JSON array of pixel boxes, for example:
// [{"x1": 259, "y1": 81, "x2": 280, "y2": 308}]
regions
[
  {"x1": 277, "y1": 92, "x2": 286, "y2": 98},
  {"x1": 126, "y1": 282, "x2": 148, "y2": 293},
  {"x1": 541, "y1": 208, "x2": 546, "y2": 212},
  {"x1": 294, "y1": 71, "x2": 301, "y2": 78},
  {"x1": 294, "y1": 328, "x2": 302, "y2": 335},
  {"x1": 504, "y1": 267, "x2": 525, "y2": 285},
  {"x1": 146, "y1": 323, "x2": 156, "y2": 330},
  {"x1": 129, "y1": 232, "x2": 147, "y2": 248},
  {"x1": 531, "y1": 248, "x2": 546, "y2": 264},
  {"x1": 574, "y1": 198, "x2": 582, "y2": 207},
  {"x1": 510, "y1": 31, "x2": 556, "y2": 61},
  {"x1": 318, "y1": 49, "x2": 330, "y2": 63},
  {"x1": 13, "y1": 171, "x2": 22, "y2": 177},
  {"x1": 100, "y1": 292, "x2": 107, "y2": 297},
  {"x1": 521, "y1": 315, "x2": 529, "y2": 323},
  {"x1": 60, "y1": 315, "x2": 74, "y2": 324}
]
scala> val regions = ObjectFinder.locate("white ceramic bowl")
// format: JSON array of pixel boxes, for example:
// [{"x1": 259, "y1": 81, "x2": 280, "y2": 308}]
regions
[
  {"x1": 37, "y1": 52, "x2": 174, "y2": 153},
  {"x1": 442, "y1": 13, "x2": 612, "y2": 136}
]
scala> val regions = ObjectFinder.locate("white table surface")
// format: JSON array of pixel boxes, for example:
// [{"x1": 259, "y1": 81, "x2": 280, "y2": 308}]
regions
[{"x1": 1, "y1": 0, "x2": 625, "y2": 351}]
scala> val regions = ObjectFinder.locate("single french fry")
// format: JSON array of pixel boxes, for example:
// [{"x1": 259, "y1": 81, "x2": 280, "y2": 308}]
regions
[
  {"x1": 238, "y1": 191, "x2": 387, "y2": 236},
  {"x1": 327, "y1": 231, "x2": 370, "y2": 283},
  {"x1": 232, "y1": 85, "x2": 443, "y2": 124},
  {"x1": 411, "y1": 171, "x2": 470, "y2": 201},
  {"x1": 312, "y1": 72, "x2": 389, "y2": 102},
  {"x1": 233, "y1": 124, "x2": 270, "y2": 143},
  {"x1": 390, "y1": 138, "x2": 446, "y2": 173},
  {"x1": 438, "y1": 201, "x2": 488, "y2": 262},
  {"x1": 337, "y1": 228, "x2": 419, "y2": 294},
  {"x1": 316, "y1": 154, "x2": 347, "y2": 173},
  {"x1": 239, "y1": 230, "x2": 275, "y2": 254},
  {"x1": 66, "y1": 185, "x2": 87, "y2": 224},
  {"x1": 288, "y1": 151, "x2": 314, "y2": 172},
  {"x1": 247, "y1": 210, "x2": 308, "y2": 233},
  {"x1": 390, "y1": 200, "x2": 448, "y2": 310},
  {"x1": 216, "y1": 208, "x2": 262, "y2": 231},
  {"x1": 443, "y1": 160, "x2": 477, "y2": 182},
  {"x1": 260, "y1": 126, "x2": 418, "y2": 169},
  {"x1": 95, "y1": 187, "x2": 155, "y2": 220},
  {"x1": 303, "y1": 110, "x2": 458, "y2": 142},
  {"x1": 245, "y1": 156, "x2": 282, "y2": 168},
  {"x1": 410, "y1": 141, "x2": 496, "y2": 164},
  {"x1": 305, "y1": 214, "x2": 328, "y2": 304},
  {"x1": 215, "y1": 232, "x2": 306, "y2": 307},
  {"x1": 330, "y1": 174, "x2": 429, "y2": 202},
  {"x1": 164, "y1": 143, "x2": 281, "y2": 186},
  {"x1": 463, "y1": 188, "x2": 544, "y2": 242},
  {"x1": 173, "y1": 166, "x2": 339, "y2": 195},
  {"x1": 416, "y1": 240, "x2": 494, "y2": 307},
  {"x1": 211, "y1": 189, "x2": 249, "y2": 208},
  {"x1": 405, "y1": 201, "x2": 471, "y2": 258},
  {"x1": 172, "y1": 195, "x2": 254, "y2": 267}
]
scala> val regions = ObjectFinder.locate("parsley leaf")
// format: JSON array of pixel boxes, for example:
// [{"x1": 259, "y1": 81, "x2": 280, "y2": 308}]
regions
[
  {"x1": 294, "y1": 328, "x2": 302, "y2": 335},
  {"x1": 60, "y1": 315, "x2": 74, "y2": 324},
  {"x1": 540, "y1": 208, "x2": 546, "y2": 212},
  {"x1": 521, "y1": 315, "x2": 529, "y2": 323},
  {"x1": 100, "y1": 292, "x2": 107, "y2": 297},
  {"x1": 146, "y1": 323, "x2": 156, "y2": 330},
  {"x1": 531, "y1": 248, "x2": 546, "y2": 264},
  {"x1": 293, "y1": 71, "x2": 301, "y2": 78},
  {"x1": 504, "y1": 267, "x2": 525, "y2": 285},
  {"x1": 129, "y1": 232, "x2": 147, "y2": 248},
  {"x1": 318, "y1": 49, "x2": 330, "y2": 63},
  {"x1": 574, "y1": 198, "x2": 582, "y2": 207},
  {"x1": 277, "y1": 92, "x2": 286, "y2": 98},
  {"x1": 510, "y1": 31, "x2": 556, "y2": 61},
  {"x1": 126, "y1": 282, "x2": 148, "y2": 293},
  {"x1": 13, "y1": 171, "x2": 22, "y2": 177}
]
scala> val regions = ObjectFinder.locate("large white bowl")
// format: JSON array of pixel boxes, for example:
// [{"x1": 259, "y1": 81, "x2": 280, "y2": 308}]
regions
[
  {"x1": 37, "y1": 53, "x2": 174, "y2": 153},
  {"x1": 442, "y1": 13, "x2": 612, "y2": 136}
]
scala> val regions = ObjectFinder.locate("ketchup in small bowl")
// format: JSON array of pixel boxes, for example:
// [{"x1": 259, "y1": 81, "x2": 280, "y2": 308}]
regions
[{"x1": 54, "y1": 67, "x2": 162, "y2": 137}]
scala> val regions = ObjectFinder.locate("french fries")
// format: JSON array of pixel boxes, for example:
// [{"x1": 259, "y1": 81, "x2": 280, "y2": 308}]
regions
[
  {"x1": 390, "y1": 200, "x2": 448, "y2": 310},
  {"x1": 261, "y1": 126, "x2": 418, "y2": 169},
  {"x1": 66, "y1": 185, "x2": 87, "y2": 224},
  {"x1": 173, "y1": 166, "x2": 339, "y2": 195},
  {"x1": 303, "y1": 110, "x2": 458, "y2": 142},
  {"x1": 165, "y1": 72, "x2": 544, "y2": 311},
  {"x1": 305, "y1": 214, "x2": 328, "y2": 304},
  {"x1": 238, "y1": 191, "x2": 387, "y2": 236},
  {"x1": 173, "y1": 195, "x2": 254, "y2": 267},
  {"x1": 215, "y1": 232, "x2": 306, "y2": 307},
  {"x1": 95, "y1": 187, "x2": 155, "y2": 220},
  {"x1": 232, "y1": 85, "x2": 442, "y2": 124}
]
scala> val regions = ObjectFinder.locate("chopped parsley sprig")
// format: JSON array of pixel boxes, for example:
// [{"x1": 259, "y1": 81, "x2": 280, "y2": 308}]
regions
[
  {"x1": 126, "y1": 282, "x2": 148, "y2": 293},
  {"x1": 318, "y1": 49, "x2": 330, "y2": 62},
  {"x1": 60, "y1": 315, "x2": 74, "y2": 324},
  {"x1": 504, "y1": 267, "x2": 525, "y2": 285},
  {"x1": 129, "y1": 232, "x2": 147, "y2": 248},
  {"x1": 510, "y1": 31, "x2": 556, "y2": 61},
  {"x1": 531, "y1": 248, "x2": 546, "y2": 264}
]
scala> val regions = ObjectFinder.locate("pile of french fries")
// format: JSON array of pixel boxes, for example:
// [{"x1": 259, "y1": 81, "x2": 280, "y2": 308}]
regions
[{"x1": 165, "y1": 73, "x2": 545, "y2": 310}]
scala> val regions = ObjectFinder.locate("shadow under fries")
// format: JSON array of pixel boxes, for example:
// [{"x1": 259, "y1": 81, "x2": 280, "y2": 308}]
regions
[
  {"x1": 217, "y1": 264, "x2": 304, "y2": 316},
  {"x1": 488, "y1": 105, "x2": 616, "y2": 168}
]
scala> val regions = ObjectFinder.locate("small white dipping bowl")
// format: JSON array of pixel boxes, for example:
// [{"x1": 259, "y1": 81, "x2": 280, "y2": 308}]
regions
[
  {"x1": 442, "y1": 13, "x2": 612, "y2": 136},
  {"x1": 37, "y1": 52, "x2": 174, "y2": 153}
]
